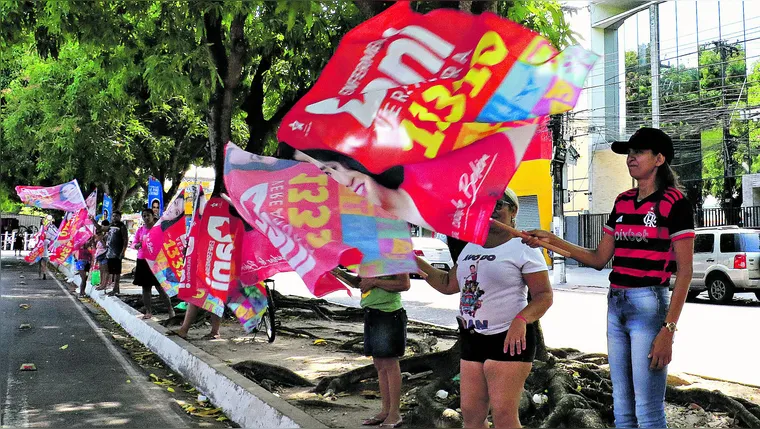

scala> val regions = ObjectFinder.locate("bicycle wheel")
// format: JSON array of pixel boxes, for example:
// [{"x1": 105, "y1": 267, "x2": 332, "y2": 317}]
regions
[{"x1": 264, "y1": 285, "x2": 276, "y2": 343}]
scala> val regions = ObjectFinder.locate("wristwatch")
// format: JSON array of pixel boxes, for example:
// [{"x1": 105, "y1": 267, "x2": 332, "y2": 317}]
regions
[{"x1": 662, "y1": 322, "x2": 677, "y2": 333}]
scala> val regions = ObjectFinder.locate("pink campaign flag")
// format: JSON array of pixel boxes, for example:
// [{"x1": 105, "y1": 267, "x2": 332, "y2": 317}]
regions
[
  {"x1": 224, "y1": 142, "x2": 417, "y2": 297},
  {"x1": 16, "y1": 180, "x2": 87, "y2": 212},
  {"x1": 50, "y1": 209, "x2": 90, "y2": 264},
  {"x1": 85, "y1": 191, "x2": 97, "y2": 218}
]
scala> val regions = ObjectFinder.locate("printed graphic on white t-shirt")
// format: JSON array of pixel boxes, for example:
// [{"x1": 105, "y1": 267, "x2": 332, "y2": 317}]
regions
[{"x1": 457, "y1": 239, "x2": 548, "y2": 334}]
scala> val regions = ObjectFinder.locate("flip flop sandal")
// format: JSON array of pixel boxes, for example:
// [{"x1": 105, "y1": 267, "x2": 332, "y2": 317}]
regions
[
  {"x1": 165, "y1": 330, "x2": 188, "y2": 340},
  {"x1": 362, "y1": 417, "x2": 385, "y2": 426},
  {"x1": 379, "y1": 420, "x2": 403, "y2": 428},
  {"x1": 200, "y1": 333, "x2": 221, "y2": 340}
]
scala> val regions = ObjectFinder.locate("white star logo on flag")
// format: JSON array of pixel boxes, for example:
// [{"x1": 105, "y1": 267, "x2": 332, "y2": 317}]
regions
[{"x1": 289, "y1": 121, "x2": 305, "y2": 131}]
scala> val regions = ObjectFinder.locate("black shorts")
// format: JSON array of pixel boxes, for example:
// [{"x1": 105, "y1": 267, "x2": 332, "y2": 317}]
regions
[
  {"x1": 107, "y1": 258, "x2": 123, "y2": 275},
  {"x1": 133, "y1": 259, "x2": 160, "y2": 287},
  {"x1": 459, "y1": 321, "x2": 537, "y2": 363},
  {"x1": 363, "y1": 308, "x2": 407, "y2": 358}
]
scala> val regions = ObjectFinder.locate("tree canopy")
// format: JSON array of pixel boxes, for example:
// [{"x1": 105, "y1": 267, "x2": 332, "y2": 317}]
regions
[{"x1": 1, "y1": 0, "x2": 575, "y2": 211}]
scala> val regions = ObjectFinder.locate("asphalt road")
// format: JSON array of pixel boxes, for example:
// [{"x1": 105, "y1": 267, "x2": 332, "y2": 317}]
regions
[{"x1": 0, "y1": 257, "x2": 188, "y2": 427}]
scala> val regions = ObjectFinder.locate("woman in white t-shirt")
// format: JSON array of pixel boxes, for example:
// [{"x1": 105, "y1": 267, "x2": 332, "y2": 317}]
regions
[{"x1": 416, "y1": 188, "x2": 553, "y2": 428}]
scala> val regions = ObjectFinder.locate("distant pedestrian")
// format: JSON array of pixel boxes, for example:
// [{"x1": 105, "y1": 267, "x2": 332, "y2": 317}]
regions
[
  {"x1": 13, "y1": 232, "x2": 24, "y2": 256},
  {"x1": 358, "y1": 274, "x2": 410, "y2": 428},
  {"x1": 77, "y1": 238, "x2": 94, "y2": 298},
  {"x1": 523, "y1": 128, "x2": 695, "y2": 428},
  {"x1": 94, "y1": 221, "x2": 110, "y2": 292},
  {"x1": 39, "y1": 236, "x2": 50, "y2": 280},
  {"x1": 134, "y1": 209, "x2": 174, "y2": 319},
  {"x1": 106, "y1": 211, "x2": 128, "y2": 296}
]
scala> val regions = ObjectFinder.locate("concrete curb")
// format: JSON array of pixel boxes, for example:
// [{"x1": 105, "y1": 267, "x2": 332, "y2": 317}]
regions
[{"x1": 54, "y1": 263, "x2": 326, "y2": 428}]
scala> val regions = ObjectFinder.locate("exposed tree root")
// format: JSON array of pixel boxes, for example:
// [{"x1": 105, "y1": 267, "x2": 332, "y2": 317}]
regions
[
  {"x1": 666, "y1": 386, "x2": 760, "y2": 427},
  {"x1": 314, "y1": 342, "x2": 461, "y2": 395},
  {"x1": 232, "y1": 360, "x2": 314, "y2": 389}
]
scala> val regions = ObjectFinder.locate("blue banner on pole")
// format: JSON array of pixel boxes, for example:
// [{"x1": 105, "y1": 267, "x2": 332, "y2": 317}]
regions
[
  {"x1": 147, "y1": 177, "x2": 164, "y2": 216},
  {"x1": 102, "y1": 194, "x2": 113, "y2": 222}
]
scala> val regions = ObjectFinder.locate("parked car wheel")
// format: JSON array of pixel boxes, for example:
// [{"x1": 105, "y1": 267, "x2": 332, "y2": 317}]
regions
[{"x1": 707, "y1": 274, "x2": 735, "y2": 304}]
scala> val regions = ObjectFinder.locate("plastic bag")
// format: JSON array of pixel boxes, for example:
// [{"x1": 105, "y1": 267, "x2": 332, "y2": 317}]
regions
[{"x1": 91, "y1": 270, "x2": 101, "y2": 286}]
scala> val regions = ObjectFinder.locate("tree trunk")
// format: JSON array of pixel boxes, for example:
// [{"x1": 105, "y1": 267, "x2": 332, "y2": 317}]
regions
[{"x1": 203, "y1": 12, "x2": 247, "y2": 196}]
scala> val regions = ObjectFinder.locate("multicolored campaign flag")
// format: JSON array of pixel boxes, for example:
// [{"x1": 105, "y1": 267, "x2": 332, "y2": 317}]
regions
[
  {"x1": 102, "y1": 194, "x2": 113, "y2": 222},
  {"x1": 277, "y1": 2, "x2": 596, "y2": 243},
  {"x1": 148, "y1": 176, "x2": 164, "y2": 216},
  {"x1": 50, "y1": 209, "x2": 89, "y2": 264},
  {"x1": 227, "y1": 281, "x2": 270, "y2": 333},
  {"x1": 144, "y1": 190, "x2": 193, "y2": 297},
  {"x1": 24, "y1": 224, "x2": 50, "y2": 264},
  {"x1": 16, "y1": 180, "x2": 86, "y2": 212},
  {"x1": 224, "y1": 142, "x2": 418, "y2": 297}
]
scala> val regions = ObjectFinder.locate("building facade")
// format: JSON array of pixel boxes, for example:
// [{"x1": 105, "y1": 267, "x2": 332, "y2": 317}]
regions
[{"x1": 565, "y1": 1, "x2": 760, "y2": 220}]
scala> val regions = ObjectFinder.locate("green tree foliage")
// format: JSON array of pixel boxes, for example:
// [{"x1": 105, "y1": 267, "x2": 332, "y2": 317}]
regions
[{"x1": 1, "y1": 0, "x2": 574, "y2": 206}]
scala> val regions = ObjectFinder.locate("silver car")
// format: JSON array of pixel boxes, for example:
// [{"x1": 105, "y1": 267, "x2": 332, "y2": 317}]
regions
[
  {"x1": 412, "y1": 237, "x2": 454, "y2": 271},
  {"x1": 687, "y1": 226, "x2": 760, "y2": 303}
]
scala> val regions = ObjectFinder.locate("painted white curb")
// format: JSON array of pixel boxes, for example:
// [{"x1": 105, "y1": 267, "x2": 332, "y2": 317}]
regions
[{"x1": 56, "y1": 263, "x2": 326, "y2": 428}]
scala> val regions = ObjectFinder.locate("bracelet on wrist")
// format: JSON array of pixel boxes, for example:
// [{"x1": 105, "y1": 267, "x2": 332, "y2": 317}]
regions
[{"x1": 515, "y1": 314, "x2": 528, "y2": 324}]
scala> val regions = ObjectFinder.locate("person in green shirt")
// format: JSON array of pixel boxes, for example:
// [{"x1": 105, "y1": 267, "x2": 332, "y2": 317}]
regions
[{"x1": 359, "y1": 274, "x2": 410, "y2": 428}]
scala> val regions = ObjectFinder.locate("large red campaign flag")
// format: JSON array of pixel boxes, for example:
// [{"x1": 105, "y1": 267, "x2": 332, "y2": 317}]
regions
[
  {"x1": 191, "y1": 197, "x2": 242, "y2": 303},
  {"x1": 277, "y1": 2, "x2": 595, "y2": 243}
]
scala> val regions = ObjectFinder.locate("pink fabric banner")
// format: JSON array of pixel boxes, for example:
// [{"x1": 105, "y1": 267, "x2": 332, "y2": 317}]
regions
[
  {"x1": 225, "y1": 143, "x2": 419, "y2": 297},
  {"x1": 16, "y1": 180, "x2": 87, "y2": 212}
]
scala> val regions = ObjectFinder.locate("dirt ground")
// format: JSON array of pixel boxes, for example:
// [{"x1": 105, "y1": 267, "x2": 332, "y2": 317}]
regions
[{"x1": 122, "y1": 295, "x2": 760, "y2": 429}]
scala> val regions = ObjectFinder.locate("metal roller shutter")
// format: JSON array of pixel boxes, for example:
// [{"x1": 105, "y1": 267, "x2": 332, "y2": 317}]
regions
[{"x1": 516, "y1": 195, "x2": 541, "y2": 231}]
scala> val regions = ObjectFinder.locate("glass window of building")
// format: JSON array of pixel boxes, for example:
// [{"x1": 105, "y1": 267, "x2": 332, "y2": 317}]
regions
[
  {"x1": 676, "y1": 1, "x2": 699, "y2": 69},
  {"x1": 720, "y1": 2, "x2": 745, "y2": 45},
  {"x1": 659, "y1": 1, "x2": 677, "y2": 68}
]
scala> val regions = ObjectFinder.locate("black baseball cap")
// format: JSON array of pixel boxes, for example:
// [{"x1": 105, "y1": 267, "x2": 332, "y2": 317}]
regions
[{"x1": 611, "y1": 127, "x2": 674, "y2": 163}]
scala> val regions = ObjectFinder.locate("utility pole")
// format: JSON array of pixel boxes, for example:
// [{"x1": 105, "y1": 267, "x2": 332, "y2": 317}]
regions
[
  {"x1": 716, "y1": 41, "x2": 740, "y2": 222},
  {"x1": 549, "y1": 114, "x2": 566, "y2": 284},
  {"x1": 650, "y1": 4, "x2": 660, "y2": 128}
]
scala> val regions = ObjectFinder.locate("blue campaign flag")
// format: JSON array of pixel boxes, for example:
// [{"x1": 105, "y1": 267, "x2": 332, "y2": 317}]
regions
[
  {"x1": 147, "y1": 177, "x2": 164, "y2": 216},
  {"x1": 102, "y1": 194, "x2": 113, "y2": 222}
]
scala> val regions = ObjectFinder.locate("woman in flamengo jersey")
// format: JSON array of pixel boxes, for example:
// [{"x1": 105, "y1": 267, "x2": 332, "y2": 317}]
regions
[
  {"x1": 416, "y1": 188, "x2": 554, "y2": 428},
  {"x1": 523, "y1": 128, "x2": 695, "y2": 428}
]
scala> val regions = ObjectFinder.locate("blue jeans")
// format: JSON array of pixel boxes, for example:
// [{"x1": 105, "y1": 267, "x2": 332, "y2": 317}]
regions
[{"x1": 607, "y1": 287, "x2": 670, "y2": 428}]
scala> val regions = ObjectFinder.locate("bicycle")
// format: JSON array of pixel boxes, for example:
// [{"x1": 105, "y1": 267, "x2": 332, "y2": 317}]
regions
[{"x1": 252, "y1": 279, "x2": 278, "y2": 343}]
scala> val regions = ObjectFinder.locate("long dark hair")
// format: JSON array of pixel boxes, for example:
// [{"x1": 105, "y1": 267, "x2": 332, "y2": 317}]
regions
[
  {"x1": 277, "y1": 142, "x2": 405, "y2": 189},
  {"x1": 656, "y1": 162, "x2": 683, "y2": 191}
]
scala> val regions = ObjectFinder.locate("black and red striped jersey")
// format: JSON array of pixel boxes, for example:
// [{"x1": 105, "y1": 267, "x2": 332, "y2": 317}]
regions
[{"x1": 604, "y1": 187, "x2": 694, "y2": 289}]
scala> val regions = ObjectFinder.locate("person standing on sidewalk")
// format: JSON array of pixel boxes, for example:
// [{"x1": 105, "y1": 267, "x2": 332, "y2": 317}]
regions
[
  {"x1": 358, "y1": 274, "x2": 410, "y2": 428},
  {"x1": 106, "y1": 211, "x2": 128, "y2": 296},
  {"x1": 522, "y1": 128, "x2": 695, "y2": 428},
  {"x1": 416, "y1": 188, "x2": 554, "y2": 428},
  {"x1": 133, "y1": 209, "x2": 175, "y2": 320},
  {"x1": 76, "y1": 238, "x2": 94, "y2": 298}
]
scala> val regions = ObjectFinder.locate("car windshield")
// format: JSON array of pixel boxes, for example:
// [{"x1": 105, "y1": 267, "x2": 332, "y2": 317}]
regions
[{"x1": 740, "y1": 233, "x2": 760, "y2": 252}]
